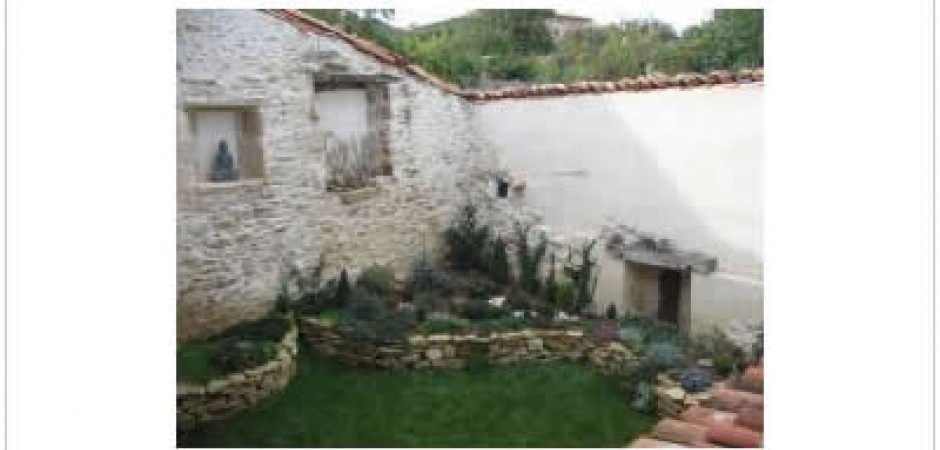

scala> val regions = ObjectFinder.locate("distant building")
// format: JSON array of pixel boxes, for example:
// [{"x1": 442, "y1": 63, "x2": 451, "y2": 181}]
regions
[{"x1": 545, "y1": 13, "x2": 593, "y2": 40}]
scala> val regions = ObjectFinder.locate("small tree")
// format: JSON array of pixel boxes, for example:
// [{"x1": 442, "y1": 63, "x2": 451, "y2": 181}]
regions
[
  {"x1": 444, "y1": 203, "x2": 491, "y2": 272},
  {"x1": 332, "y1": 268, "x2": 352, "y2": 309},
  {"x1": 543, "y1": 253, "x2": 558, "y2": 311},
  {"x1": 514, "y1": 222, "x2": 547, "y2": 295},
  {"x1": 564, "y1": 240, "x2": 599, "y2": 313},
  {"x1": 485, "y1": 235, "x2": 511, "y2": 285}
]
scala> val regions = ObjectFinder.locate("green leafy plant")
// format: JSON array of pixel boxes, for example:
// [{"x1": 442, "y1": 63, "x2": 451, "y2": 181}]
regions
[
  {"x1": 605, "y1": 304, "x2": 618, "y2": 320},
  {"x1": 713, "y1": 354, "x2": 735, "y2": 378},
  {"x1": 338, "y1": 288, "x2": 416, "y2": 344},
  {"x1": 484, "y1": 235, "x2": 511, "y2": 285},
  {"x1": 513, "y1": 222, "x2": 547, "y2": 295},
  {"x1": 444, "y1": 203, "x2": 491, "y2": 271},
  {"x1": 347, "y1": 288, "x2": 383, "y2": 322},
  {"x1": 333, "y1": 268, "x2": 353, "y2": 309},
  {"x1": 357, "y1": 264, "x2": 396, "y2": 298},
  {"x1": 276, "y1": 254, "x2": 337, "y2": 315},
  {"x1": 645, "y1": 341, "x2": 686, "y2": 370},
  {"x1": 617, "y1": 326, "x2": 645, "y2": 349},
  {"x1": 543, "y1": 254, "x2": 558, "y2": 308},
  {"x1": 506, "y1": 286, "x2": 536, "y2": 311},
  {"x1": 460, "y1": 297, "x2": 504, "y2": 320},
  {"x1": 219, "y1": 317, "x2": 290, "y2": 342},
  {"x1": 419, "y1": 317, "x2": 470, "y2": 334},
  {"x1": 563, "y1": 240, "x2": 599, "y2": 313},
  {"x1": 411, "y1": 250, "x2": 453, "y2": 294},
  {"x1": 209, "y1": 339, "x2": 277, "y2": 374},
  {"x1": 556, "y1": 279, "x2": 576, "y2": 311}
]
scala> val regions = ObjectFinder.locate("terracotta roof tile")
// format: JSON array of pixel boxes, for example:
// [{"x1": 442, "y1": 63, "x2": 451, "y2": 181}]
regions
[
  {"x1": 630, "y1": 436, "x2": 686, "y2": 448},
  {"x1": 652, "y1": 419, "x2": 710, "y2": 444},
  {"x1": 705, "y1": 423, "x2": 763, "y2": 448}
]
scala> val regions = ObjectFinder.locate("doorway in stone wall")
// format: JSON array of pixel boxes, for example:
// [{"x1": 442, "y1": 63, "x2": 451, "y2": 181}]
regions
[{"x1": 657, "y1": 269, "x2": 682, "y2": 325}]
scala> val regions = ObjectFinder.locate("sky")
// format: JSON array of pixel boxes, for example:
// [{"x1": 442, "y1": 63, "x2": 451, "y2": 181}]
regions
[{"x1": 389, "y1": 6, "x2": 714, "y2": 32}]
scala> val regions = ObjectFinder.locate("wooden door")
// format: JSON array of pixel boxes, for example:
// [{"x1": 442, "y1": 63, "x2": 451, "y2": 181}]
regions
[{"x1": 658, "y1": 269, "x2": 682, "y2": 324}]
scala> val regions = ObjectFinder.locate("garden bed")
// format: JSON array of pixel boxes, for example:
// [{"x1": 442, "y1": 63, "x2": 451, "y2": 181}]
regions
[
  {"x1": 177, "y1": 317, "x2": 299, "y2": 428},
  {"x1": 177, "y1": 352, "x2": 657, "y2": 448}
]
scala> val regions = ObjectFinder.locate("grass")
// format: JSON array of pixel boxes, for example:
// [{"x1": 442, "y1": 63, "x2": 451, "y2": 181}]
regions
[
  {"x1": 178, "y1": 353, "x2": 656, "y2": 447},
  {"x1": 317, "y1": 309, "x2": 342, "y2": 326},
  {"x1": 177, "y1": 341, "x2": 222, "y2": 384}
]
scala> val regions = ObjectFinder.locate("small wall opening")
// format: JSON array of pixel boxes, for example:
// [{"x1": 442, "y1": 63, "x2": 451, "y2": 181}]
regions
[
  {"x1": 188, "y1": 106, "x2": 264, "y2": 182},
  {"x1": 315, "y1": 82, "x2": 392, "y2": 191}
]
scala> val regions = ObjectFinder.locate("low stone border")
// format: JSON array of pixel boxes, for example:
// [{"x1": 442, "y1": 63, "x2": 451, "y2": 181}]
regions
[
  {"x1": 177, "y1": 322, "x2": 299, "y2": 429},
  {"x1": 299, "y1": 317, "x2": 639, "y2": 376}
]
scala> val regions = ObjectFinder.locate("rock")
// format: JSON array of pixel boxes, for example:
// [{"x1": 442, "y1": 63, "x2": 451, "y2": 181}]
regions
[
  {"x1": 426, "y1": 348, "x2": 443, "y2": 360},
  {"x1": 512, "y1": 310, "x2": 525, "y2": 318},
  {"x1": 443, "y1": 345, "x2": 456, "y2": 358},
  {"x1": 527, "y1": 338, "x2": 544, "y2": 350},
  {"x1": 664, "y1": 387, "x2": 686, "y2": 401},
  {"x1": 408, "y1": 335, "x2": 426, "y2": 345},
  {"x1": 697, "y1": 358, "x2": 714, "y2": 368},
  {"x1": 488, "y1": 296, "x2": 505, "y2": 308}
]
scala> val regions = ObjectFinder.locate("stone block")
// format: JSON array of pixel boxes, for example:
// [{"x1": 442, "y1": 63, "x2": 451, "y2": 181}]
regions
[{"x1": 426, "y1": 348, "x2": 443, "y2": 360}]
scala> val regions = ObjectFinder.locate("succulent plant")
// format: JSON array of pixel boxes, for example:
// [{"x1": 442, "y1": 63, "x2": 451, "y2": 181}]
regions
[
  {"x1": 645, "y1": 341, "x2": 686, "y2": 369},
  {"x1": 678, "y1": 367, "x2": 714, "y2": 393}
]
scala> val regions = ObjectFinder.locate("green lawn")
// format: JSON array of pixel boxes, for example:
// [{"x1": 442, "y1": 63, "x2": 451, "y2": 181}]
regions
[
  {"x1": 178, "y1": 353, "x2": 655, "y2": 448},
  {"x1": 177, "y1": 341, "x2": 222, "y2": 384}
]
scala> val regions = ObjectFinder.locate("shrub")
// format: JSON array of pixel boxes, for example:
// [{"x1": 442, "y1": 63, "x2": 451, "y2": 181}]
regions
[
  {"x1": 713, "y1": 354, "x2": 735, "y2": 378},
  {"x1": 338, "y1": 288, "x2": 416, "y2": 344},
  {"x1": 484, "y1": 235, "x2": 511, "y2": 285},
  {"x1": 357, "y1": 264, "x2": 396, "y2": 298},
  {"x1": 332, "y1": 268, "x2": 353, "y2": 309},
  {"x1": 444, "y1": 203, "x2": 490, "y2": 271},
  {"x1": 677, "y1": 367, "x2": 714, "y2": 393},
  {"x1": 514, "y1": 222, "x2": 547, "y2": 295},
  {"x1": 618, "y1": 326, "x2": 645, "y2": 348},
  {"x1": 543, "y1": 254, "x2": 558, "y2": 307},
  {"x1": 506, "y1": 287, "x2": 536, "y2": 311},
  {"x1": 347, "y1": 288, "x2": 383, "y2": 322},
  {"x1": 645, "y1": 342, "x2": 686, "y2": 370},
  {"x1": 371, "y1": 309, "x2": 416, "y2": 343},
  {"x1": 460, "y1": 297, "x2": 504, "y2": 320},
  {"x1": 209, "y1": 339, "x2": 276, "y2": 374},
  {"x1": 219, "y1": 317, "x2": 290, "y2": 342},
  {"x1": 593, "y1": 320, "x2": 619, "y2": 342},
  {"x1": 411, "y1": 251, "x2": 453, "y2": 294},
  {"x1": 455, "y1": 275, "x2": 501, "y2": 300},
  {"x1": 621, "y1": 358, "x2": 659, "y2": 413},
  {"x1": 563, "y1": 240, "x2": 599, "y2": 313},
  {"x1": 556, "y1": 280, "x2": 576, "y2": 312},
  {"x1": 419, "y1": 317, "x2": 470, "y2": 334},
  {"x1": 605, "y1": 304, "x2": 618, "y2": 320},
  {"x1": 276, "y1": 255, "x2": 335, "y2": 314}
]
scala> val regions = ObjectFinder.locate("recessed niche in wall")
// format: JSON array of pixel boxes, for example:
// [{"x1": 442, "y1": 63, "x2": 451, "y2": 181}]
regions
[
  {"x1": 188, "y1": 106, "x2": 264, "y2": 182},
  {"x1": 315, "y1": 80, "x2": 392, "y2": 191}
]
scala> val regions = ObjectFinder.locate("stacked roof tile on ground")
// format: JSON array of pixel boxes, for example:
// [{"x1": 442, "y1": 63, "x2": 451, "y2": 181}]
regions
[{"x1": 629, "y1": 362, "x2": 764, "y2": 448}]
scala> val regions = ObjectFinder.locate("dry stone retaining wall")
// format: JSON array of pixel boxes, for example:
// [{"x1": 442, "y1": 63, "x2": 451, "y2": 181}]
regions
[
  {"x1": 299, "y1": 317, "x2": 638, "y2": 375},
  {"x1": 176, "y1": 323, "x2": 299, "y2": 429}
]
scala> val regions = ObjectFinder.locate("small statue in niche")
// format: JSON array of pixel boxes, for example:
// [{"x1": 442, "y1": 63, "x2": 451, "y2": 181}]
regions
[{"x1": 210, "y1": 139, "x2": 238, "y2": 182}]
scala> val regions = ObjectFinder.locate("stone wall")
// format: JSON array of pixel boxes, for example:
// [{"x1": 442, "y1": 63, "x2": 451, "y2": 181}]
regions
[
  {"x1": 299, "y1": 317, "x2": 638, "y2": 376},
  {"x1": 176, "y1": 10, "x2": 513, "y2": 341},
  {"x1": 176, "y1": 322, "x2": 299, "y2": 428}
]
